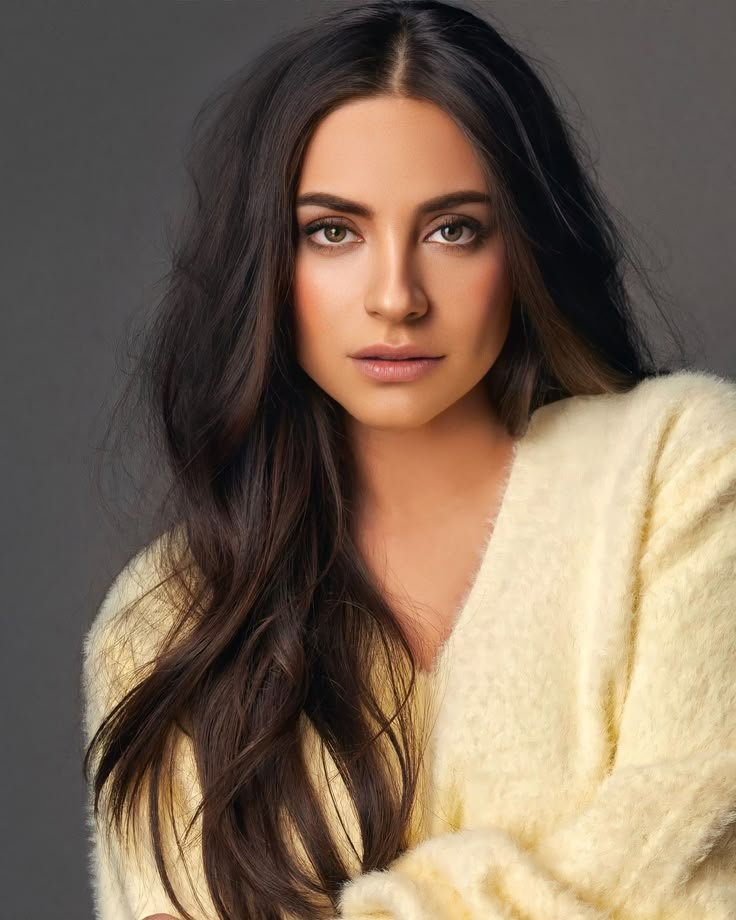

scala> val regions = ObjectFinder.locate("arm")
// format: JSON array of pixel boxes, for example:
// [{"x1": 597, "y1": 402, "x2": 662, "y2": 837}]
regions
[
  {"x1": 81, "y1": 540, "x2": 185, "y2": 920},
  {"x1": 338, "y1": 379, "x2": 736, "y2": 920}
]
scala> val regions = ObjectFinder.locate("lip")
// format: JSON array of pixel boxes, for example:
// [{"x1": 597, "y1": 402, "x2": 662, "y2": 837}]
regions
[
  {"x1": 351, "y1": 343, "x2": 442, "y2": 360},
  {"x1": 351, "y1": 356, "x2": 444, "y2": 382}
]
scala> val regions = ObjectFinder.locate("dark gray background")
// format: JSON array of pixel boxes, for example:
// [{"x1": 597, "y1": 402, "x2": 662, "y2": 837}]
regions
[{"x1": 1, "y1": 2, "x2": 734, "y2": 917}]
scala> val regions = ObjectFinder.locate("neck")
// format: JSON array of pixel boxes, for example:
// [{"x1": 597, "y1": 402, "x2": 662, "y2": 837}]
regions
[{"x1": 347, "y1": 383, "x2": 513, "y2": 533}]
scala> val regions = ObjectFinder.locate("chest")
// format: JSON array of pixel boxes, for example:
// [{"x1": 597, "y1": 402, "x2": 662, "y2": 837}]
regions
[{"x1": 358, "y1": 513, "x2": 497, "y2": 672}]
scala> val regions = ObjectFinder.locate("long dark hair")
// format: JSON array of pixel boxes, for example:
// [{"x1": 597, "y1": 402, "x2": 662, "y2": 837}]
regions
[{"x1": 82, "y1": 2, "x2": 692, "y2": 918}]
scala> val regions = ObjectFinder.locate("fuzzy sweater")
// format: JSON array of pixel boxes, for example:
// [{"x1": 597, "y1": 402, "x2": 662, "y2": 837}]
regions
[{"x1": 81, "y1": 368, "x2": 736, "y2": 920}]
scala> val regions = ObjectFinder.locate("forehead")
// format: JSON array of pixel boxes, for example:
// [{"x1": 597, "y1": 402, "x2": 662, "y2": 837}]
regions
[{"x1": 297, "y1": 96, "x2": 488, "y2": 201}]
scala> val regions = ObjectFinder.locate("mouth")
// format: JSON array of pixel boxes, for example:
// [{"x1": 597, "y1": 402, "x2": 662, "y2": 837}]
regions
[
  {"x1": 350, "y1": 344, "x2": 443, "y2": 361},
  {"x1": 351, "y1": 355, "x2": 445, "y2": 381}
]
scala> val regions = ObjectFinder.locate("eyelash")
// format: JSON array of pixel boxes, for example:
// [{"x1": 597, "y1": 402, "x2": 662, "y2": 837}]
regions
[{"x1": 299, "y1": 216, "x2": 491, "y2": 253}]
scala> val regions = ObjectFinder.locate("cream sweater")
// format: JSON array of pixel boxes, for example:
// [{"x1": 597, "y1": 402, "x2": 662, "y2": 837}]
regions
[{"x1": 82, "y1": 369, "x2": 736, "y2": 920}]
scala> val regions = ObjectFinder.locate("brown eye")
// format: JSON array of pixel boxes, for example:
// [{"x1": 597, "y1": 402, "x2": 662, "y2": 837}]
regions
[
  {"x1": 427, "y1": 218, "x2": 488, "y2": 248},
  {"x1": 439, "y1": 223, "x2": 464, "y2": 243},
  {"x1": 300, "y1": 215, "x2": 491, "y2": 252},
  {"x1": 323, "y1": 225, "x2": 347, "y2": 243},
  {"x1": 301, "y1": 218, "x2": 358, "y2": 250}
]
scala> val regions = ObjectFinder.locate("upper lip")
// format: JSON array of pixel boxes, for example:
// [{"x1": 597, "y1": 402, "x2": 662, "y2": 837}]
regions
[{"x1": 351, "y1": 343, "x2": 442, "y2": 360}]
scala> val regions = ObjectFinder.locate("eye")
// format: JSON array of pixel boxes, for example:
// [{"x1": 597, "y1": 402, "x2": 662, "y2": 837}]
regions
[
  {"x1": 300, "y1": 217, "x2": 359, "y2": 251},
  {"x1": 426, "y1": 218, "x2": 489, "y2": 248},
  {"x1": 299, "y1": 215, "x2": 491, "y2": 252}
]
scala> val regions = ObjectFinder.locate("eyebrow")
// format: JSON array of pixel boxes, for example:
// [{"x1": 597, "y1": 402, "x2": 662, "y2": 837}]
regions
[{"x1": 294, "y1": 190, "x2": 492, "y2": 217}]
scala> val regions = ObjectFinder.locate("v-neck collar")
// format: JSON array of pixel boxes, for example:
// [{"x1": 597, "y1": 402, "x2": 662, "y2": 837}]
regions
[{"x1": 416, "y1": 395, "x2": 571, "y2": 688}]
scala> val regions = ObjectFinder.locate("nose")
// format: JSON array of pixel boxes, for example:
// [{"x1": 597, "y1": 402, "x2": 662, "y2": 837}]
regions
[{"x1": 364, "y1": 233, "x2": 429, "y2": 322}]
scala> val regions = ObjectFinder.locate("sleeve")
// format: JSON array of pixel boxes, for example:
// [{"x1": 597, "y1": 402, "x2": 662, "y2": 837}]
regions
[
  {"x1": 337, "y1": 376, "x2": 736, "y2": 920},
  {"x1": 81, "y1": 539, "x2": 184, "y2": 920}
]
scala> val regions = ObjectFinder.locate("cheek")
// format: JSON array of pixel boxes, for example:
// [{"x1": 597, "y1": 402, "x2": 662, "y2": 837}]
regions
[
  {"x1": 427, "y1": 234, "x2": 510, "y2": 304},
  {"x1": 291, "y1": 259, "x2": 352, "y2": 363},
  {"x1": 292, "y1": 262, "x2": 328, "y2": 335},
  {"x1": 443, "y1": 256, "x2": 511, "y2": 326},
  {"x1": 465, "y1": 246, "x2": 511, "y2": 306}
]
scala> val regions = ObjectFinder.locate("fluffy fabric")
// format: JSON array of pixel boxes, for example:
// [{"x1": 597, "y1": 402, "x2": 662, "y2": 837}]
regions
[{"x1": 82, "y1": 369, "x2": 736, "y2": 920}]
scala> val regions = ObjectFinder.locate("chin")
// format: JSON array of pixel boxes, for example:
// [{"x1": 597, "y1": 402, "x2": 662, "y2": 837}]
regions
[{"x1": 343, "y1": 398, "x2": 449, "y2": 430}]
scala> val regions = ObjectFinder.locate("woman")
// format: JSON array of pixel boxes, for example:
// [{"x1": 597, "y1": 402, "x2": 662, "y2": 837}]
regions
[{"x1": 81, "y1": 1, "x2": 736, "y2": 919}]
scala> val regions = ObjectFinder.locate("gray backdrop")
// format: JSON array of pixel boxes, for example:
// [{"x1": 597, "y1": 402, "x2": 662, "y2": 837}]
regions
[{"x1": 1, "y1": 1, "x2": 733, "y2": 917}]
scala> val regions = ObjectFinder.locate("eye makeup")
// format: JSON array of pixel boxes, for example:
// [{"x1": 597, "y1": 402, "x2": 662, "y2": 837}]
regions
[{"x1": 299, "y1": 215, "x2": 493, "y2": 253}]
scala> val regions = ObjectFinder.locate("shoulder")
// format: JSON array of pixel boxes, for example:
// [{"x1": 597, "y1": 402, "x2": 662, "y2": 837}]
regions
[
  {"x1": 81, "y1": 527, "x2": 189, "y2": 742},
  {"x1": 626, "y1": 367, "x2": 736, "y2": 430},
  {"x1": 623, "y1": 370, "x2": 736, "y2": 490},
  {"x1": 525, "y1": 370, "x2": 736, "y2": 545},
  {"x1": 545, "y1": 368, "x2": 736, "y2": 467},
  {"x1": 619, "y1": 372, "x2": 736, "y2": 577},
  {"x1": 559, "y1": 368, "x2": 736, "y2": 432}
]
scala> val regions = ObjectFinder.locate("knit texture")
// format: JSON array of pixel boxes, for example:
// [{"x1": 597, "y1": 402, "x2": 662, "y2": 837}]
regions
[{"x1": 81, "y1": 369, "x2": 736, "y2": 920}]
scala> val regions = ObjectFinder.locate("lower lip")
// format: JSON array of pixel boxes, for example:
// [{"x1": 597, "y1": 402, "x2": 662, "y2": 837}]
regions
[{"x1": 351, "y1": 357, "x2": 444, "y2": 381}]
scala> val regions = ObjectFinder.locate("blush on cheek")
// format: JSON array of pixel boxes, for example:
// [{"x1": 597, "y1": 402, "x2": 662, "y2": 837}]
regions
[
  {"x1": 292, "y1": 271, "x2": 341, "y2": 325},
  {"x1": 469, "y1": 258, "x2": 509, "y2": 302}
]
